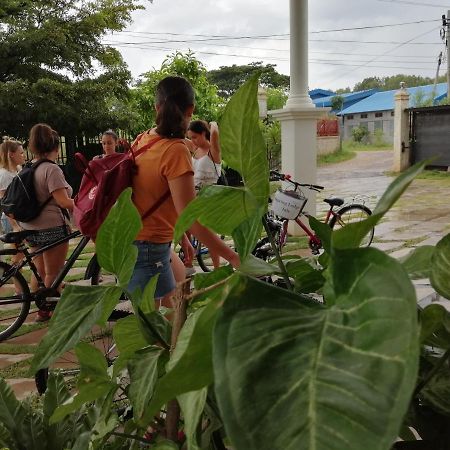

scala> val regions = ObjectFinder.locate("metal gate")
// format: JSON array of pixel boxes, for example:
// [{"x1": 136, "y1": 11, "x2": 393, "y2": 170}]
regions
[{"x1": 409, "y1": 105, "x2": 450, "y2": 167}]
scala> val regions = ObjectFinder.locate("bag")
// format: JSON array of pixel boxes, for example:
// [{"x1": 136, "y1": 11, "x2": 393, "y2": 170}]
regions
[
  {"x1": 0, "y1": 159, "x2": 55, "y2": 222},
  {"x1": 73, "y1": 135, "x2": 170, "y2": 239},
  {"x1": 222, "y1": 167, "x2": 243, "y2": 187}
]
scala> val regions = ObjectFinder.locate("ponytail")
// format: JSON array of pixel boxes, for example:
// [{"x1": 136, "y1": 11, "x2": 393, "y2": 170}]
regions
[{"x1": 154, "y1": 77, "x2": 195, "y2": 139}]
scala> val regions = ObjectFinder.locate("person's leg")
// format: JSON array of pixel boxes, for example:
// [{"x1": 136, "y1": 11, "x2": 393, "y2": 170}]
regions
[
  {"x1": 171, "y1": 250, "x2": 186, "y2": 284},
  {"x1": 42, "y1": 241, "x2": 69, "y2": 288}
]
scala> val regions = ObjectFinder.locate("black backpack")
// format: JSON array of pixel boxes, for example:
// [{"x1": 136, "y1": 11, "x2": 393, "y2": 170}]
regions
[{"x1": 1, "y1": 159, "x2": 55, "y2": 222}]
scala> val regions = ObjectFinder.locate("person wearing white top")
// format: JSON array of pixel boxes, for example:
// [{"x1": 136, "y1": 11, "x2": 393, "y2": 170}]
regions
[
  {"x1": 0, "y1": 140, "x2": 25, "y2": 233},
  {"x1": 188, "y1": 120, "x2": 222, "y2": 190},
  {"x1": 187, "y1": 120, "x2": 223, "y2": 269}
]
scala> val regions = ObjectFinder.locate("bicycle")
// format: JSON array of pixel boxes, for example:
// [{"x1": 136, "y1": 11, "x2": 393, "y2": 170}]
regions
[
  {"x1": 0, "y1": 229, "x2": 95, "y2": 341},
  {"x1": 267, "y1": 170, "x2": 374, "y2": 255}
]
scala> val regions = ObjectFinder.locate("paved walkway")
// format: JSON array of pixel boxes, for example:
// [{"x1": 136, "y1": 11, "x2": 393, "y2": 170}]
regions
[{"x1": 1, "y1": 149, "x2": 449, "y2": 400}]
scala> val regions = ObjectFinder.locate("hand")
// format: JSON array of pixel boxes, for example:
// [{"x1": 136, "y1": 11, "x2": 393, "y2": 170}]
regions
[{"x1": 181, "y1": 234, "x2": 195, "y2": 266}]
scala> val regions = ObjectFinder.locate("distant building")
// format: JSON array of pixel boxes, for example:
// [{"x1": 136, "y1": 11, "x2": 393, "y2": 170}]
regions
[
  {"x1": 338, "y1": 83, "x2": 448, "y2": 143},
  {"x1": 312, "y1": 89, "x2": 379, "y2": 113}
]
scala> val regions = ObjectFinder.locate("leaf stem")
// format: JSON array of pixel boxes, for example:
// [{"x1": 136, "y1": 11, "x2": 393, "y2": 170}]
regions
[{"x1": 262, "y1": 216, "x2": 293, "y2": 290}]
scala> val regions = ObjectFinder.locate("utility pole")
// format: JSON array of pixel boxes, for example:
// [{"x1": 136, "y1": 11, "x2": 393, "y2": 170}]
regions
[{"x1": 446, "y1": 11, "x2": 450, "y2": 97}]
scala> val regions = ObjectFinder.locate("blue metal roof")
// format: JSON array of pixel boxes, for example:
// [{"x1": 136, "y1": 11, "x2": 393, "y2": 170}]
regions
[
  {"x1": 312, "y1": 89, "x2": 379, "y2": 112},
  {"x1": 309, "y1": 88, "x2": 335, "y2": 100},
  {"x1": 340, "y1": 83, "x2": 448, "y2": 115}
]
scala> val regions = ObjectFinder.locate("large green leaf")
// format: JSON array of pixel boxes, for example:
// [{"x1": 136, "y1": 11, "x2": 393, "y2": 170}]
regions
[
  {"x1": 332, "y1": 159, "x2": 428, "y2": 249},
  {"x1": 399, "y1": 245, "x2": 435, "y2": 279},
  {"x1": 142, "y1": 283, "x2": 234, "y2": 425},
  {"x1": 30, "y1": 284, "x2": 122, "y2": 372},
  {"x1": 232, "y1": 209, "x2": 265, "y2": 259},
  {"x1": 96, "y1": 188, "x2": 141, "y2": 287},
  {"x1": 173, "y1": 185, "x2": 260, "y2": 245},
  {"x1": 431, "y1": 234, "x2": 450, "y2": 299},
  {"x1": 420, "y1": 303, "x2": 450, "y2": 348},
  {"x1": 285, "y1": 258, "x2": 325, "y2": 294},
  {"x1": 219, "y1": 74, "x2": 269, "y2": 204},
  {"x1": 421, "y1": 363, "x2": 450, "y2": 416},
  {"x1": 128, "y1": 346, "x2": 166, "y2": 420},
  {"x1": 214, "y1": 249, "x2": 419, "y2": 450},
  {"x1": 50, "y1": 343, "x2": 116, "y2": 424},
  {"x1": 0, "y1": 378, "x2": 27, "y2": 446}
]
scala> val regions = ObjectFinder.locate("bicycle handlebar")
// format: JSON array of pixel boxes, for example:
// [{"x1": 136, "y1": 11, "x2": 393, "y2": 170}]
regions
[{"x1": 269, "y1": 170, "x2": 324, "y2": 192}]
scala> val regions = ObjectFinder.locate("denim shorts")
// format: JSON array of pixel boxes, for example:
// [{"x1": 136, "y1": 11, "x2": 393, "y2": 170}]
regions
[
  {"x1": 1, "y1": 215, "x2": 12, "y2": 234},
  {"x1": 128, "y1": 241, "x2": 175, "y2": 299}
]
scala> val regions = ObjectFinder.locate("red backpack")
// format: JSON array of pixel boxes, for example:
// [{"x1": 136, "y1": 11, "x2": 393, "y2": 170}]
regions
[{"x1": 73, "y1": 135, "x2": 167, "y2": 238}]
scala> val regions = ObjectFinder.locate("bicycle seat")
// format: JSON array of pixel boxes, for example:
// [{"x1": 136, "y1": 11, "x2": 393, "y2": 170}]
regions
[
  {"x1": 0, "y1": 230, "x2": 37, "y2": 244},
  {"x1": 324, "y1": 197, "x2": 344, "y2": 207}
]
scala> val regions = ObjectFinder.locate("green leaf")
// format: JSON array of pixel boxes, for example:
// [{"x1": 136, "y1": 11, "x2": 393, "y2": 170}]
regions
[
  {"x1": 399, "y1": 245, "x2": 435, "y2": 279},
  {"x1": 128, "y1": 346, "x2": 167, "y2": 420},
  {"x1": 238, "y1": 253, "x2": 279, "y2": 276},
  {"x1": 214, "y1": 249, "x2": 419, "y2": 450},
  {"x1": 96, "y1": 188, "x2": 141, "y2": 287},
  {"x1": 309, "y1": 216, "x2": 331, "y2": 253},
  {"x1": 174, "y1": 185, "x2": 260, "y2": 245},
  {"x1": 193, "y1": 265, "x2": 234, "y2": 291},
  {"x1": 43, "y1": 372, "x2": 71, "y2": 421},
  {"x1": 0, "y1": 377, "x2": 25, "y2": 434},
  {"x1": 50, "y1": 342, "x2": 116, "y2": 424},
  {"x1": 30, "y1": 284, "x2": 122, "y2": 372},
  {"x1": 431, "y1": 233, "x2": 450, "y2": 299},
  {"x1": 113, "y1": 315, "x2": 148, "y2": 357},
  {"x1": 219, "y1": 74, "x2": 269, "y2": 204},
  {"x1": 421, "y1": 362, "x2": 450, "y2": 416},
  {"x1": 178, "y1": 388, "x2": 208, "y2": 450},
  {"x1": 152, "y1": 440, "x2": 179, "y2": 450},
  {"x1": 142, "y1": 285, "x2": 231, "y2": 425},
  {"x1": 232, "y1": 209, "x2": 265, "y2": 259},
  {"x1": 420, "y1": 303, "x2": 450, "y2": 347},
  {"x1": 285, "y1": 258, "x2": 325, "y2": 294},
  {"x1": 332, "y1": 159, "x2": 429, "y2": 249}
]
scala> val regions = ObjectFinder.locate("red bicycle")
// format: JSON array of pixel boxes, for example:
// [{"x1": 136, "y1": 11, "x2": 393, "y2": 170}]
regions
[{"x1": 267, "y1": 170, "x2": 374, "y2": 255}]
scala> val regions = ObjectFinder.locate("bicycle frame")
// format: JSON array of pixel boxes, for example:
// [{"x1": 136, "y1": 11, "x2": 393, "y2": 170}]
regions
[{"x1": 0, "y1": 230, "x2": 90, "y2": 303}]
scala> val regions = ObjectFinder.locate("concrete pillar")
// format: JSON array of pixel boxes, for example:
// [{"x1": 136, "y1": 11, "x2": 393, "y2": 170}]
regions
[
  {"x1": 392, "y1": 82, "x2": 410, "y2": 172},
  {"x1": 269, "y1": 0, "x2": 327, "y2": 234},
  {"x1": 257, "y1": 86, "x2": 268, "y2": 118}
]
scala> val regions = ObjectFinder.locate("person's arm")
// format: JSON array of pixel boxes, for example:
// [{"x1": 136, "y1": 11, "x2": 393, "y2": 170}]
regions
[
  {"x1": 52, "y1": 188, "x2": 74, "y2": 211},
  {"x1": 209, "y1": 122, "x2": 221, "y2": 164},
  {"x1": 169, "y1": 173, "x2": 239, "y2": 268}
]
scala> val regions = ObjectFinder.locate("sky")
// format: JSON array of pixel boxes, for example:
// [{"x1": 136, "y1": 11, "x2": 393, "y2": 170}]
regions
[{"x1": 104, "y1": 0, "x2": 450, "y2": 92}]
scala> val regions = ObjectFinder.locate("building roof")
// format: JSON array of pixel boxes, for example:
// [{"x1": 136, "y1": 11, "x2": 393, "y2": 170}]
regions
[
  {"x1": 312, "y1": 89, "x2": 379, "y2": 113},
  {"x1": 340, "y1": 83, "x2": 448, "y2": 115},
  {"x1": 309, "y1": 88, "x2": 335, "y2": 100}
]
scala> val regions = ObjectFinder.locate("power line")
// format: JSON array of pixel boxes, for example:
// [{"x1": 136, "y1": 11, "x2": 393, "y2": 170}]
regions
[
  {"x1": 310, "y1": 19, "x2": 439, "y2": 33},
  {"x1": 376, "y1": 0, "x2": 450, "y2": 7}
]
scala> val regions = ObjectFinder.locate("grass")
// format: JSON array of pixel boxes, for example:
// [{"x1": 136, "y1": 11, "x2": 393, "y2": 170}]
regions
[
  {"x1": 415, "y1": 169, "x2": 450, "y2": 181},
  {"x1": 0, "y1": 343, "x2": 37, "y2": 355},
  {"x1": 0, "y1": 322, "x2": 48, "y2": 338},
  {"x1": 318, "y1": 148, "x2": 356, "y2": 166},
  {"x1": 0, "y1": 358, "x2": 32, "y2": 379}
]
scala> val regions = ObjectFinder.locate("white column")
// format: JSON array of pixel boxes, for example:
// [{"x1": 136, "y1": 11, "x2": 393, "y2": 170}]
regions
[
  {"x1": 270, "y1": 0, "x2": 328, "y2": 234},
  {"x1": 392, "y1": 82, "x2": 410, "y2": 172},
  {"x1": 286, "y1": 0, "x2": 314, "y2": 108}
]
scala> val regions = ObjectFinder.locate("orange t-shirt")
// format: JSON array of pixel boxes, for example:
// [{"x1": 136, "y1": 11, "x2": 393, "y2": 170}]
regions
[{"x1": 132, "y1": 132, "x2": 194, "y2": 243}]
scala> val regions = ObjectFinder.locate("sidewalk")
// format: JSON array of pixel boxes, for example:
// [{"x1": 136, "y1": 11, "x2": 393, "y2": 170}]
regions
[{"x1": 317, "y1": 149, "x2": 450, "y2": 302}]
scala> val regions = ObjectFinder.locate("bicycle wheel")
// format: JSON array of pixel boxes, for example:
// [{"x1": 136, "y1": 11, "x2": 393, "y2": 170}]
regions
[
  {"x1": 197, "y1": 237, "x2": 234, "y2": 273},
  {"x1": 0, "y1": 262, "x2": 31, "y2": 341},
  {"x1": 329, "y1": 204, "x2": 374, "y2": 247}
]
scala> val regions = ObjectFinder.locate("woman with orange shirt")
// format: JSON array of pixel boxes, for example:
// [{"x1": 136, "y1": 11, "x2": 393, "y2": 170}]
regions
[{"x1": 128, "y1": 76, "x2": 239, "y2": 305}]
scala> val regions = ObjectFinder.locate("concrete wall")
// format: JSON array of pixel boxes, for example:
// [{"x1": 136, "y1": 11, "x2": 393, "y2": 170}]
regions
[
  {"x1": 342, "y1": 110, "x2": 395, "y2": 143},
  {"x1": 317, "y1": 135, "x2": 340, "y2": 155}
]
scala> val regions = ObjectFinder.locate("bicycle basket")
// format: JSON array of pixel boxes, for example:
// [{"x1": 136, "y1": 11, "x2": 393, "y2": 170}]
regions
[{"x1": 270, "y1": 189, "x2": 307, "y2": 220}]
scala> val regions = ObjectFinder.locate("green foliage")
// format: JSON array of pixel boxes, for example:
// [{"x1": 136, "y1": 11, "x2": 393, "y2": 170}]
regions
[
  {"x1": 352, "y1": 125, "x2": 370, "y2": 143},
  {"x1": 353, "y1": 74, "x2": 444, "y2": 92},
  {"x1": 266, "y1": 87, "x2": 288, "y2": 110},
  {"x1": 261, "y1": 119, "x2": 281, "y2": 169},
  {"x1": 131, "y1": 51, "x2": 222, "y2": 132},
  {"x1": 207, "y1": 61, "x2": 289, "y2": 99},
  {"x1": 330, "y1": 94, "x2": 344, "y2": 111},
  {"x1": 0, "y1": 0, "x2": 145, "y2": 138}
]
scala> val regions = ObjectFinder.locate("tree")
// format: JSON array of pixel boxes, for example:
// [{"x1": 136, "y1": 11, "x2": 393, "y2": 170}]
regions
[
  {"x1": 352, "y1": 74, "x2": 446, "y2": 93},
  {"x1": 330, "y1": 94, "x2": 344, "y2": 112},
  {"x1": 207, "y1": 62, "x2": 290, "y2": 99},
  {"x1": 0, "y1": 0, "x2": 147, "y2": 138},
  {"x1": 266, "y1": 87, "x2": 288, "y2": 111},
  {"x1": 132, "y1": 51, "x2": 222, "y2": 132}
]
